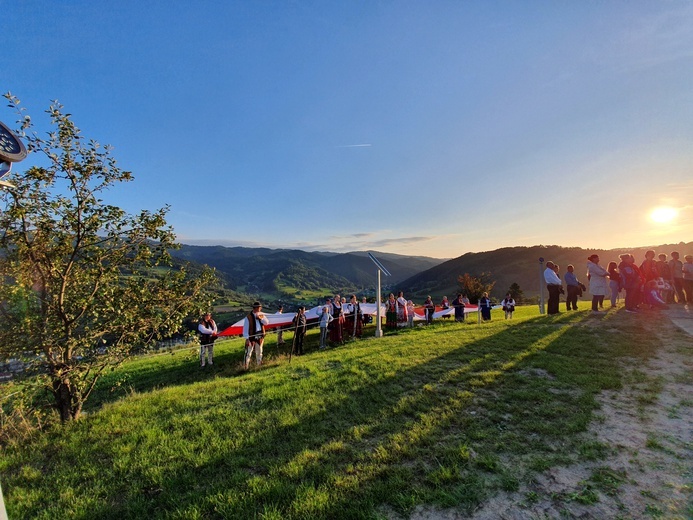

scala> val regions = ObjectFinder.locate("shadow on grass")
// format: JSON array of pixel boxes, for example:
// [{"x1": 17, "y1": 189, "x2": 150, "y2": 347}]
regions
[
  {"x1": 87, "y1": 322, "x2": 452, "y2": 412},
  {"x1": 65, "y1": 312, "x2": 640, "y2": 520}
]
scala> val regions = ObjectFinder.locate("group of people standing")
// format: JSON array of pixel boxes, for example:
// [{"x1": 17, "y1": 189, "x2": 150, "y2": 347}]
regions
[
  {"x1": 318, "y1": 294, "x2": 363, "y2": 349},
  {"x1": 543, "y1": 250, "x2": 693, "y2": 315},
  {"x1": 383, "y1": 292, "x2": 474, "y2": 329}
]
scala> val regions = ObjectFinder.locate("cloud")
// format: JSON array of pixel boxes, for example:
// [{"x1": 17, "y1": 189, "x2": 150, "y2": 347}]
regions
[
  {"x1": 312, "y1": 235, "x2": 439, "y2": 253},
  {"x1": 177, "y1": 232, "x2": 463, "y2": 257},
  {"x1": 329, "y1": 232, "x2": 375, "y2": 240},
  {"x1": 178, "y1": 237, "x2": 276, "y2": 249}
]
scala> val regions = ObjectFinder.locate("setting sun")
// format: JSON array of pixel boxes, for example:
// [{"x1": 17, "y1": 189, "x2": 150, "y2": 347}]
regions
[{"x1": 649, "y1": 206, "x2": 678, "y2": 224}]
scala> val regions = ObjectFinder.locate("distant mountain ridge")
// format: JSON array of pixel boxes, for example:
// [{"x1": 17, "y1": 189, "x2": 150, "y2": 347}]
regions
[
  {"x1": 171, "y1": 242, "x2": 692, "y2": 301},
  {"x1": 170, "y1": 245, "x2": 444, "y2": 295}
]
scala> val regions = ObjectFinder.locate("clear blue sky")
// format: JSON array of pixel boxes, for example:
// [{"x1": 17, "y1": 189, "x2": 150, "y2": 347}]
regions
[{"x1": 3, "y1": 1, "x2": 692, "y2": 258}]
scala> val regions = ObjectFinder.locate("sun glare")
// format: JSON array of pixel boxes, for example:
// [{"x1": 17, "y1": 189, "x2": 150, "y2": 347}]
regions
[{"x1": 649, "y1": 206, "x2": 677, "y2": 224}]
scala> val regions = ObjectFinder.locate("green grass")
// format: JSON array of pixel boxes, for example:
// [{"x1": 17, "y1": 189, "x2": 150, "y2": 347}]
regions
[{"x1": 0, "y1": 305, "x2": 674, "y2": 519}]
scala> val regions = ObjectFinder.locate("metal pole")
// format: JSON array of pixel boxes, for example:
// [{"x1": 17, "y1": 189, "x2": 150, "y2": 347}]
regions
[
  {"x1": 539, "y1": 258, "x2": 545, "y2": 314},
  {"x1": 367, "y1": 253, "x2": 390, "y2": 338},
  {"x1": 375, "y1": 269, "x2": 383, "y2": 337},
  {"x1": 0, "y1": 120, "x2": 26, "y2": 520},
  {"x1": 0, "y1": 481, "x2": 7, "y2": 520}
]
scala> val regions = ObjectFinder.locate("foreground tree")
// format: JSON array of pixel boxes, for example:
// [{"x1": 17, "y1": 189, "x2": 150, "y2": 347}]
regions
[
  {"x1": 0, "y1": 94, "x2": 217, "y2": 422},
  {"x1": 457, "y1": 272, "x2": 496, "y2": 304}
]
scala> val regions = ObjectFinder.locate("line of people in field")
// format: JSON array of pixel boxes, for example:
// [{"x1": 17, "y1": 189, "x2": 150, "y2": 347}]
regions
[
  {"x1": 543, "y1": 250, "x2": 693, "y2": 315},
  {"x1": 316, "y1": 294, "x2": 365, "y2": 349}
]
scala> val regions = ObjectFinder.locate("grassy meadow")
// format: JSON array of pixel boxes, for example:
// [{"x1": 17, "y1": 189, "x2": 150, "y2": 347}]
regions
[{"x1": 0, "y1": 305, "x2": 684, "y2": 519}]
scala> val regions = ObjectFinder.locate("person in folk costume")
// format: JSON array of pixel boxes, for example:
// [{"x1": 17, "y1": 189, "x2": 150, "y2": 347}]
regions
[
  {"x1": 423, "y1": 295, "x2": 435, "y2": 325},
  {"x1": 340, "y1": 296, "x2": 350, "y2": 339},
  {"x1": 385, "y1": 293, "x2": 398, "y2": 330},
  {"x1": 452, "y1": 293, "x2": 466, "y2": 322},
  {"x1": 501, "y1": 293, "x2": 516, "y2": 319},
  {"x1": 343, "y1": 297, "x2": 354, "y2": 340},
  {"x1": 198, "y1": 312, "x2": 218, "y2": 367},
  {"x1": 291, "y1": 306, "x2": 307, "y2": 355},
  {"x1": 396, "y1": 291, "x2": 408, "y2": 327},
  {"x1": 242, "y1": 301, "x2": 270, "y2": 369},
  {"x1": 329, "y1": 294, "x2": 344, "y2": 344},
  {"x1": 344, "y1": 294, "x2": 362, "y2": 339},
  {"x1": 479, "y1": 292, "x2": 492, "y2": 321}
]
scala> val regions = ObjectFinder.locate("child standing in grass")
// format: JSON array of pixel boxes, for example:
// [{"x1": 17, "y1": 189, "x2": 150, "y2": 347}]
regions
[
  {"x1": 501, "y1": 293, "x2": 515, "y2": 319},
  {"x1": 607, "y1": 261, "x2": 621, "y2": 307},
  {"x1": 406, "y1": 300, "x2": 415, "y2": 327},
  {"x1": 423, "y1": 296, "x2": 435, "y2": 324}
]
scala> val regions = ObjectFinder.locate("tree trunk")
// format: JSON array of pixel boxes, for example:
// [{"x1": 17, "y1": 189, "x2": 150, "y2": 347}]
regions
[{"x1": 52, "y1": 376, "x2": 77, "y2": 422}]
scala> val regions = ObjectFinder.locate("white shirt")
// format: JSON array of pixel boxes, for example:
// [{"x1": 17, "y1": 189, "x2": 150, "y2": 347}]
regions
[
  {"x1": 198, "y1": 320, "x2": 217, "y2": 335},
  {"x1": 242, "y1": 312, "x2": 269, "y2": 339},
  {"x1": 544, "y1": 267, "x2": 562, "y2": 285}
]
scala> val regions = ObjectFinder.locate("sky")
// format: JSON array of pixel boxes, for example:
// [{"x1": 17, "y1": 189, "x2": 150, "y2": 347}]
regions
[{"x1": 2, "y1": 1, "x2": 692, "y2": 259}]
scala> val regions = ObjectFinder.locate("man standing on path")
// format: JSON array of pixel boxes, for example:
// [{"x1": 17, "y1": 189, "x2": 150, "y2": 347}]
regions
[
  {"x1": 544, "y1": 261, "x2": 563, "y2": 315},
  {"x1": 242, "y1": 302, "x2": 269, "y2": 369}
]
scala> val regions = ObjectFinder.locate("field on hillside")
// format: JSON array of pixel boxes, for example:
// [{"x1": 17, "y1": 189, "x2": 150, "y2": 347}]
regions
[{"x1": 1, "y1": 306, "x2": 691, "y2": 519}]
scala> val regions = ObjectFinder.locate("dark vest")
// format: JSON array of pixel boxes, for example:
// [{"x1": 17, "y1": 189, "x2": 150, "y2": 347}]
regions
[
  {"x1": 247, "y1": 312, "x2": 266, "y2": 341},
  {"x1": 200, "y1": 319, "x2": 216, "y2": 345}
]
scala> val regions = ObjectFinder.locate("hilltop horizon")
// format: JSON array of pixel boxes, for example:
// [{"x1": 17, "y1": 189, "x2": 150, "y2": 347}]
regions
[{"x1": 177, "y1": 239, "x2": 693, "y2": 262}]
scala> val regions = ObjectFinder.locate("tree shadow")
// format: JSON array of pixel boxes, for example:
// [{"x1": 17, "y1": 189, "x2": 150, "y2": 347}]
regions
[{"x1": 70, "y1": 313, "x2": 617, "y2": 519}]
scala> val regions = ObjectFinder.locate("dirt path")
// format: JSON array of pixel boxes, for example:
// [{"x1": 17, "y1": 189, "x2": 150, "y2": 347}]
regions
[{"x1": 408, "y1": 312, "x2": 693, "y2": 520}]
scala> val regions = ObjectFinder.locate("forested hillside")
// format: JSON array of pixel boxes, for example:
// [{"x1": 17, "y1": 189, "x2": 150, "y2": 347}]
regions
[
  {"x1": 170, "y1": 245, "x2": 444, "y2": 297},
  {"x1": 170, "y1": 242, "x2": 692, "y2": 304},
  {"x1": 398, "y1": 242, "x2": 693, "y2": 300}
]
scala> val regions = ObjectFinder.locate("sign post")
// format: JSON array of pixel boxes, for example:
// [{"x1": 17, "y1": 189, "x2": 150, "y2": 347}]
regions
[
  {"x1": 367, "y1": 253, "x2": 391, "y2": 338},
  {"x1": 538, "y1": 257, "x2": 545, "y2": 315},
  {"x1": 0, "y1": 120, "x2": 28, "y2": 188},
  {"x1": 0, "y1": 120, "x2": 27, "y2": 520}
]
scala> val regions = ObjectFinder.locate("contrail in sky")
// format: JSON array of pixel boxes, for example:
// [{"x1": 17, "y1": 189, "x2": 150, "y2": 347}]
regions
[{"x1": 335, "y1": 144, "x2": 372, "y2": 148}]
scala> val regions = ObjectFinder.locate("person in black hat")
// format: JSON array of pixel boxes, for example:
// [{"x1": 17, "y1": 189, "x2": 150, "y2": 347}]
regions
[
  {"x1": 242, "y1": 302, "x2": 269, "y2": 369},
  {"x1": 198, "y1": 312, "x2": 218, "y2": 367},
  {"x1": 291, "y1": 306, "x2": 307, "y2": 355}
]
